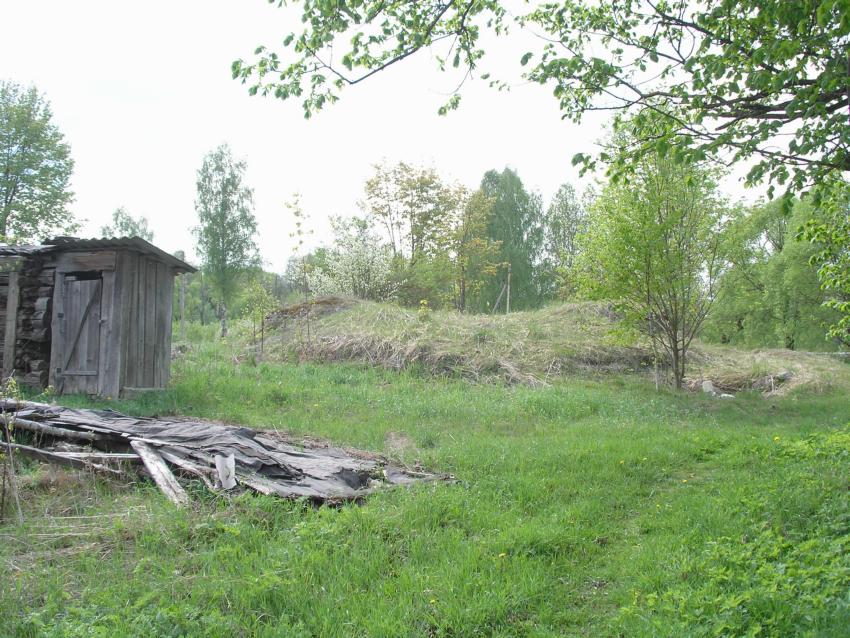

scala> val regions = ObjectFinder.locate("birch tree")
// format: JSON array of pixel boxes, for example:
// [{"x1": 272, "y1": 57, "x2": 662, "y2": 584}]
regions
[{"x1": 193, "y1": 144, "x2": 259, "y2": 337}]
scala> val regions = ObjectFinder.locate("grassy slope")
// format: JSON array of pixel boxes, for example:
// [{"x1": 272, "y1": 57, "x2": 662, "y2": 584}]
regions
[
  {"x1": 1, "y1": 339, "x2": 849, "y2": 637},
  {"x1": 262, "y1": 298, "x2": 849, "y2": 392}
]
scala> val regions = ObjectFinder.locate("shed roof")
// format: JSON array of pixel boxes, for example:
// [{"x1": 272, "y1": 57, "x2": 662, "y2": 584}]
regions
[{"x1": 0, "y1": 237, "x2": 196, "y2": 273}]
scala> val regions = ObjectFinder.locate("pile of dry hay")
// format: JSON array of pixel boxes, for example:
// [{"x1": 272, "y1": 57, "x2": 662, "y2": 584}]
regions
[{"x1": 258, "y1": 298, "x2": 844, "y2": 393}]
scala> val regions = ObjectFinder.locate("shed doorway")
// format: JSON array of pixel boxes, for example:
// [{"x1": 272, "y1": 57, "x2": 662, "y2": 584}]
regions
[{"x1": 55, "y1": 273, "x2": 103, "y2": 395}]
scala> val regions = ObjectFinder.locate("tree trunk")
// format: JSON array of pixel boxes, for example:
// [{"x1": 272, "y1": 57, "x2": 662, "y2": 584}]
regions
[
  {"x1": 671, "y1": 345, "x2": 683, "y2": 390},
  {"x1": 459, "y1": 268, "x2": 466, "y2": 313},
  {"x1": 200, "y1": 278, "x2": 208, "y2": 326},
  {"x1": 219, "y1": 302, "x2": 228, "y2": 338}
]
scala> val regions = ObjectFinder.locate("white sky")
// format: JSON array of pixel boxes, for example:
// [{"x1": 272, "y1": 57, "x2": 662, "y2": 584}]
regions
[{"x1": 1, "y1": 0, "x2": 760, "y2": 271}]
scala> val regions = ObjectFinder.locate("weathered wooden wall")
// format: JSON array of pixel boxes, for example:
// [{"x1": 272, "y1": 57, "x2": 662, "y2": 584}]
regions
[
  {"x1": 118, "y1": 251, "x2": 175, "y2": 392},
  {"x1": 2, "y1": 246, "x2": 178, "y2": 396}
]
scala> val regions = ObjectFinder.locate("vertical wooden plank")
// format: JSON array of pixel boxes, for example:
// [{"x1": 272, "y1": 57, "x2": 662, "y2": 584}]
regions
[
  {"x1": 131, "y1": 252, "x2": 141, "y2": 387},
  {"x1": 49, "y1": 272, "x2": 65, "y2": 391},
  {"x1": 138, "y1": 256, "x2": 148, "y2": 387},
  {"x1": 75, "y1": 280, "x2": 89, "y2": 374},
  {"x1": 161, "y1": 268, "x2": 175, "y2": 388},
  {"x1": 124, "y1": 252, "x2": 139, "y2": 390},
  {"x1": 2, "y1": 271, "x2": 20, "y2": 379},
  {"x1": 153, "y1": 261, "x2": 170, "y2": 388},
  {"x1": 132, "y1": 255, "x2": 145, "y2": 389},
  {"x1": 98, "y1": 269, "x2": 118, "y2": 397},
  {"x1": 65, "y1": 279, "x2": 81, "y2": 394},
  {"x1": 144, "y1": 259, "x2": 157, "y2": 387},
  {"x1": 86, "y1": 279, "x2": 102, "y2": 395},
  {"x1": 116, "y1": 251, "x2": 133, "y2": 397},
  {"x1": 152, "y1": 262, "x2": 161, "y2": 388}
]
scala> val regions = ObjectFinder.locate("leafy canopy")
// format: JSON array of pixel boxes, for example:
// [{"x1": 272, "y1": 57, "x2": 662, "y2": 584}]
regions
[
  {"x1": 0, "y1": 80, "x2": 75, "y2": 243},
  {"x1": 234, "y1": 0, "x2": 850, "y2": 193},
  {"x1": 100, "y1": 207, "x2": 154, "y2": 242},
  {"x1": 705, "y1": 198, "x2": 842, "y2": 350}
]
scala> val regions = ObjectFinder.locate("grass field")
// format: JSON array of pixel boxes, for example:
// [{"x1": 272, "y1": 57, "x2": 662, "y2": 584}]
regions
[{"x1": 1, "y1": 332, "x2": 849, "y2": 637}]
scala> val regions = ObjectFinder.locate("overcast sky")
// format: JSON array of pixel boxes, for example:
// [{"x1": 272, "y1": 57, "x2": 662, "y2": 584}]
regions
[{"x1": 1, "y1": 0, "x2": 760, "y2": 271}]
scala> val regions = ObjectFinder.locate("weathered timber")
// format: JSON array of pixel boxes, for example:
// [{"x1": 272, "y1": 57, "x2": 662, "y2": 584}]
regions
[
  {"x1": 131, "y1": 440, "x2": 190, "y2": 507},
  {"x1": 1, "y1": 400, "x2": 445, "y2": 504},
  {"x1": 57, "y1": 452, "x2": 140, "y2": 463},
  {"x1": 0, "y1": 238, "x2": 194, "y2": 397},
  {"x1": 8, "y1": 442, "x2": 125, "y2": 476},
  {"x1": 12, "y1": 417, "x2": 102, "y2": 443}
]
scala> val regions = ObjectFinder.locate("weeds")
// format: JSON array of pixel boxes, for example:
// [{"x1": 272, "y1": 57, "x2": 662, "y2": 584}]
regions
[{"x1": 2, "y1": 340, "x2": 848, "y2": 636}]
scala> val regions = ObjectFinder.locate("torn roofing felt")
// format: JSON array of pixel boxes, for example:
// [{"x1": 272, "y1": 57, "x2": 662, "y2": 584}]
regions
[{"x1": 2, "y1": 399, "x2": 443, "y2": 504}]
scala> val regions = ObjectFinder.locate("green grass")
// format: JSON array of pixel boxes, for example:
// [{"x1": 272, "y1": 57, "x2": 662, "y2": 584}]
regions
[{"x1": 2, "y1": 339, "x2": 849, "y2": 637}]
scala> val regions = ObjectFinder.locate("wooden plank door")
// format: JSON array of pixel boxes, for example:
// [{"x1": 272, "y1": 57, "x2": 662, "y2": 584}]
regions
[{"x1": 55, "y1": 276, "x2": 103, "y2": 394}]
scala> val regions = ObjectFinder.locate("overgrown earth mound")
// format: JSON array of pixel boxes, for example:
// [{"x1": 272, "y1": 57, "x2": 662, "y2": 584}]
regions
[{"x1": 258, "y1": 298, "x2": 848, "y2": 393}]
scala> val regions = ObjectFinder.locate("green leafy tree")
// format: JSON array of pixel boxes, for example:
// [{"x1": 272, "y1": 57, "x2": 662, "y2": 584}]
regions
[
  {"x1": 478, "y1": 168, "x2": 545, "y2": 312},
  {"x1": 0, "y1": 80, "x2": 75, "y2": 243},
  {"x1": 705, "y1": 198, "x2": 842, "y2": 350},
  {"x1": 362, "y1": 161, "x2": 458, "y2": 306},
  {"x1": 309, "y1": 216, "x2": 397, "y2": 301},
  {"x1": 801, "y1": 178, "x2": 850, "y2": 346},
  {"x1": 100, "y1": 207, "x2": 154, "y2": 241},
  {"x1": 245, "y1": 275, "x2": 277, "y2": 355},
  {"x1": 235, "y1": 0, "x2": 848, "y2": 192},
  {"x1": 363, "y1": 161, "x2": 453, "y2": 264},
  {"x1": 542, "y1": 183, "x2": 586, "y2": 298},
  {"x1": 193, "y1": 143, "x2": 259, "y2": 338},
  {"x1": 449, "y1": 187, "x2": 501, "y2": 312},
  {"x1": 234, "y1": 0, "x2": 850, "y2": 333},
  {"x1": 575, "y1": 153, "x2": 726, "y2": 389}
]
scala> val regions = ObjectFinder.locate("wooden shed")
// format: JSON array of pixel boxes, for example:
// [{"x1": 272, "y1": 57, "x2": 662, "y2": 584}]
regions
[{"x1": 0, "y1": 237, "x2": 195, "y2": 397}]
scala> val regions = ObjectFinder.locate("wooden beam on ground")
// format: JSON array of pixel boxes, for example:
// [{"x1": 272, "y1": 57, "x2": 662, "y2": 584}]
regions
[
  {"x1": 130, "y1": 440, "x2": 189, "y2": 507},
  {"x1": 12, "y1": 417, "x2": 103, "y2": 443},
  {"x1": 158, "y1": 450, "x2": 216, "y2": 490},
  {"x1": 8, "y1": 442, "x2": 125, "y2": 476},
  {"x1": 59, "y1": 452, "x2": 140, "y2": 463}
]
